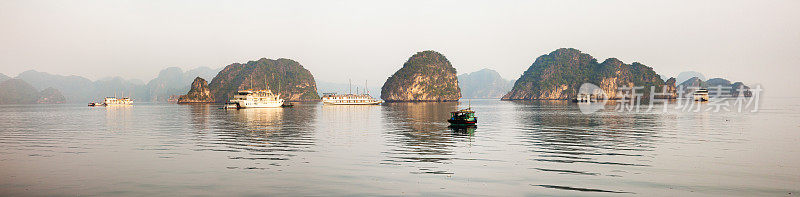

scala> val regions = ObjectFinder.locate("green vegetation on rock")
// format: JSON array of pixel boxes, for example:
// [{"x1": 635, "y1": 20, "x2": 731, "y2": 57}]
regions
[
  {"x1": 381, "y1": 50, "x2": 461, "y2": 102},
  {"x1": 502, "y1": 48, "x2": 668, "y2": 100},
  {"x1": 207, "y1": 58, "x2": 320, "y2": 102},
  {"x1": 178, "y1": 77, "x2": 214, "y2": 103}
]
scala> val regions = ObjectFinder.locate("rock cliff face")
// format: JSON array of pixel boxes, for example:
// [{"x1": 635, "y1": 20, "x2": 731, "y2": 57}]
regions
[
  {"x1": 207, "y1": 58, "x2": 319, "y2": 102},
  {"x1": 502, "y1": 48, "x2": 670, "y2": 100},
  {"x1": 381, "y1": 50, "x2": 461, "y2": 102},
  {"x1": 661, "y1": 77, "x2": 678, "y2": 99},
  {"x1": 178, "y1": 77, "x2": 214, "y2": 103}
]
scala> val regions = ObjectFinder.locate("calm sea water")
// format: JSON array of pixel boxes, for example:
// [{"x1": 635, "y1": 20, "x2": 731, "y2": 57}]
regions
[{"x1": 0, "y1": 98, "x2": 798, "y2": 196}]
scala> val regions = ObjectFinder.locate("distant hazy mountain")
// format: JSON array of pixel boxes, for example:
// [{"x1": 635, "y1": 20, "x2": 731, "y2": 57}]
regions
[
  {"x1": 15, "y1": 70, "x2": 98, "y2": 103},
  {"x1": 679, "y1": 77, "x2": 705, "y2": 88},
  {"x1": 36, "y1": 87, "x2": 66, "y2": 104},
  {"x1": 458, "y1": 68, "x2": 514, "y2": 99},
  {"x1": 676, "y1": 71, "x2": 706, "y2": 86},
  {"x1": 9, "y1": 67, "x2": 221, "y2": 103},
  {"x1": 0, "y1": 79, "x2": 66, "y2": 104},
  {"x1": 0, "y1": 79, "x2": 40, "y2": 104},
  {"x1": 705, "y1": 78, "x2": 731, "y2": 87},
  {"x1": 316, "y1": 80, "x2": 382, "y2": 98},
  {"x1": 93, "y1": 77, "x2": 149, "y2": 101},
  {"x1": 146, "y1": 66, "x2": 221, "y2": 102},
  {"x1": 0, "y1": 73, "x2": 9, "y2": 82},
  {"x1": 677, "y1": 77, "x2": 752, "y2": 97},
  {"x1": 13, "y1": 70, "x2": 147, "y2": 103}
]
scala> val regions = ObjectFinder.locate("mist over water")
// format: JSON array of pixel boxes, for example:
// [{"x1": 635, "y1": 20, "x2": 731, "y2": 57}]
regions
[{"x1": 0, "y1": 99, "x2": 798, "y2": 196}]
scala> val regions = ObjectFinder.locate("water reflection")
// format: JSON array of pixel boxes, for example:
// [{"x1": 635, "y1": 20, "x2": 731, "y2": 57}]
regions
[
  {"x1": 510, "y1": 101, "x2": 661, "y2": 194},
  {"x1": 1, "y1": 99, "x2": 797, "y2": 196},
  {"x1": 196, "y1": 104, "x2": 317, "y2": 167},
  {"x1": 187, "y1": 104, "x2": 212, "y2": 130},
  {"x1": 380, "y1": 102, "x2": 459, "y2": 169},
  {"x1": 448, "y1": 126, "x2": 476, "y2": 136},
  {"x1": 104, "y1": 105, "x2": 133, "y2": 131}
]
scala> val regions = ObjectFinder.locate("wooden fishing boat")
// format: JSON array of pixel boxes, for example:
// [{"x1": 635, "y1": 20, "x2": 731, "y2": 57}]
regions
[{"x1": 448, "y1": 108, "x2": 477, "y2": 127}]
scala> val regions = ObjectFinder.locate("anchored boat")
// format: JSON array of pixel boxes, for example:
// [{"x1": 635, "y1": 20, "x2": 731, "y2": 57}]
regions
[
  {"x1": 693, "y1": 88, "x2": 709, "y2": 101},
  {"x1": 89, "y1": 96, "x2": 133, "y2": 107},
  {"x1": 572, "y1": 93, "x2": 599, "y2": 103},
  {"x1": 321, "y1": 79, "x2": 382, "y2": 105},
  {"x1": 104, "y1": 97, "x2": 133, "y2": 106},
  {"x1": 321, "y1": 93, "x2": 383, "y2": 105},
  {"x1": 224, "y1": 89, "x2": 284, "y2": 109},
  {"x1": 448, "y1": 108, "x2": 477, "y2": 127}
]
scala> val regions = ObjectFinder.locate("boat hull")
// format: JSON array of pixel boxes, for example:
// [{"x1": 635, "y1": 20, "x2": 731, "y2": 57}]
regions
[
  {"x1": 322, "y1": 101, "x2": 383, "y2": 105},
  {"x1": 226, "y1": 101, "x2": 284, "y2": 109},
  {"x1": 447, "y1": 119, "x2": 477, "y2": 126},
  {"x1": 693, "y1": 94, "x2": 709, "y2": 101},
  {"x1": 239, "y1": 104, "x2": 283, "y2": 108}
]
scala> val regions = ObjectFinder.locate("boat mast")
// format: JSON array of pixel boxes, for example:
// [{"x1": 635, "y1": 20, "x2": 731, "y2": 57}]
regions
[{"x1": 349, "y1": 79, "x2": 352, "y2": 95}]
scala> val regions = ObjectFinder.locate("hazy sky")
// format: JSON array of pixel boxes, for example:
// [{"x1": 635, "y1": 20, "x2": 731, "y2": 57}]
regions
[{"x1": 1, "y1": 0, "x2": 798, "y2": 96}]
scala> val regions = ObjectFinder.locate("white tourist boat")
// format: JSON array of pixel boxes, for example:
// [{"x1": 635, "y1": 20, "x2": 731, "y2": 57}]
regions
[
  {"x1": 89, "y1": 97, "x2": 133, "y2": 106},
  {"x1": 693, "y1": 88, "x2": 709, "y2": 101},
  {"x1": 104, "y1": 97, "x2": 133, "y2": 105},
  {"x1": 225, "y1": 89, "x2": 284, "y2": 109},
  {"x1": 89, "y1": 92, "x2": 133, "y2": 107},
  {"x1": 322, "y1": 93, "x2": 383, "y2": 105},
  {"x1": 321, "y1": 79, "x2": 383, "y2": 105}
]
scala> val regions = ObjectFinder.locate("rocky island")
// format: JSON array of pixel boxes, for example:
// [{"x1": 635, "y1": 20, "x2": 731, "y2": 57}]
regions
[
  {"x1": 502, "y1": 48, "x2": 672, "y2": 100},
  {"x1": 381, "y1": 50, "x2": 461, "y2": 102},
  {"x1": 205, "y1": 58, "x2": 320, "y2": 102},
  {"x1": 177, "y1": 77, "x2": 214, "y2": 103}
]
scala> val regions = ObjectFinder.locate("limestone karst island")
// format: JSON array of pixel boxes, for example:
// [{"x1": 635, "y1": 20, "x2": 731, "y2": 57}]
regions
[{"x1": 381, "y1": 50, "x2": 462, "y2": 102}]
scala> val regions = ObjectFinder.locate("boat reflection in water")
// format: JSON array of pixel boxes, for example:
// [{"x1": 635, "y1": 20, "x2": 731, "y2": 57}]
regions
[
  {"x1": 199, "y1": 103, "x2": 317, "y2": 168},
  {"x1": 448, "y1": 125, "x2": 476, "y2": 136},
  {"x1": 104, "y1": 104, "x2": 133, "y2": 131},
  {"x1": 229, "y1": 107, "x2": 285, "y2": 130},
  {"x1": 381, "y1": 102, "x2": 467, "y2": 174}
]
